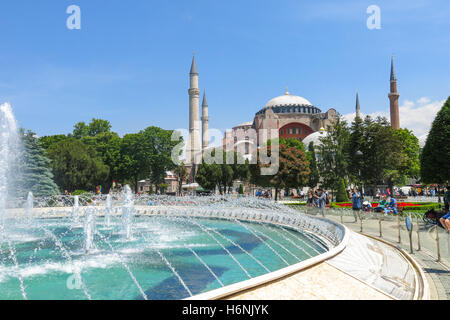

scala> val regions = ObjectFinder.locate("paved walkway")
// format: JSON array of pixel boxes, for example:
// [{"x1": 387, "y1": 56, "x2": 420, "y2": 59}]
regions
[
  {"x1": 228, "y1": 229, "x2": 419, "y2": 300},
  {"x1": 324, "y1": 214, "x2": 450, "y2": 300}
]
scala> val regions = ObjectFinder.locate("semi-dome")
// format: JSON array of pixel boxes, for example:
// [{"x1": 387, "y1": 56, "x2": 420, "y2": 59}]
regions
[
  {"x1": 256, "y1": 90, "x2": 321, "y2": 115},
  {"x1": 303, "y1": 128, "x2": 328, "y2": 150}
]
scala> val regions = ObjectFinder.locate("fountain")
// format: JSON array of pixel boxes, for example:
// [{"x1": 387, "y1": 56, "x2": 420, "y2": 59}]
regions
[
  {"x1": 105, "y1": 194, "x2": 112, "y2": 227},
  {"x1": 121, "y1": 185, "x2": 134, "y2": 240},
  {"x1": 0, "y1": 103, "x2": 342, "y2": 300},
  {"x1": 25, "y1": 192, "x2": 34, "y2": 222},
  {"x1": 72, "y1": 195, "x2": 80, "y2": 222},
  {"x1": 0, "y1": 103, "x2": 21, "y2": 224},
  {"x1": 84, "y1": 207, "x2": 96, "y2": 253}
]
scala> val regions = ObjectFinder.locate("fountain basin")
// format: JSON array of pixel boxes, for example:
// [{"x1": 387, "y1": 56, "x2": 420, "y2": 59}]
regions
[{"x1": 0, "y1": 211, "x2": 339, "y2": 300}]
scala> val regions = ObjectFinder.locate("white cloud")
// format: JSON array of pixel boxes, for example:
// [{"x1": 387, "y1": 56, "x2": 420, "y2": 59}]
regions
[
  {"x1": 343, "y1": 97, "x2": 445, "y2": 147},
  {"x1": 417, "y1": 97, "x2": 430, "y2": 104}
]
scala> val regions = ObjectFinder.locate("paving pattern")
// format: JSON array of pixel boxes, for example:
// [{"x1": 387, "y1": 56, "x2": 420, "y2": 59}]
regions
[{"x1": 228, "y1": 229, "x2": 418, "y2": 300}]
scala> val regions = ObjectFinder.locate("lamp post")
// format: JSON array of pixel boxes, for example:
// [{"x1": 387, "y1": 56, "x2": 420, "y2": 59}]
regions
[
  {"x1": 355, "y1": 150, "x2": 364, "y2": 230},
  {"x1": 355, "y1": 151, "x2": 364, "y2": 196}
]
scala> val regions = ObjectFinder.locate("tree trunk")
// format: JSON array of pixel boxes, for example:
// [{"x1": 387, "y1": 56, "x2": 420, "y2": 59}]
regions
[
  {"x1": 178, "y1": 179, "x2": 183, "y2": 196},
  {"x1": 275, "y1": 188, "x2": 279, "y2": 201},
  {"x1": 133, "y1": 177, "x2": 137, "y2": 194}
]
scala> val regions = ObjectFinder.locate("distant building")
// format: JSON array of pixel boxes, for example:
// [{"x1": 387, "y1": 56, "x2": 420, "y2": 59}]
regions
[
  {"x1": 182, "y1": 55, "x2": 399, "y2": 169},
  {"x1": 137, "y1": 171, "x2": 178, "y2": 194},
  {"x1": 223, "y1": 88, "x2": 337, "y2": 159}
]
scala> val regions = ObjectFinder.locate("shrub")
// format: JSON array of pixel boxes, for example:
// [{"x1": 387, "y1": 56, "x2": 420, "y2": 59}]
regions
[
  {"x1": 72, "y1": 190, "x2": 90, "y2": 196},
  {"x1": 336, "y1": 179, "x2": 349, "y2": 202}
]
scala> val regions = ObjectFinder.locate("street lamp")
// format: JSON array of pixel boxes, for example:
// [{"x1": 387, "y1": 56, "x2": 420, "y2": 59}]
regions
[{"x1": 355, "y1": 151, "x2": 364, "y2": 197}]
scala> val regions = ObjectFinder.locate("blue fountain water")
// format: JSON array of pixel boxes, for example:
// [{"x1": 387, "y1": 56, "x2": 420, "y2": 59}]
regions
[{"x1": 0, "y1": 104, "x2": 329, "y2": 300}]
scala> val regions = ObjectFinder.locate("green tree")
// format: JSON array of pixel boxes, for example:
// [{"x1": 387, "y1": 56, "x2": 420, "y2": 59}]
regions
[
  {"x1": 279, "y1": 137, "x2": 306, "y2": 152},
  {"x1": 143, "y1": 127, "x2": 181, "y2": 192},
  {"x1": 195, "y1": 149, "x2": 244, "y2": 194},
  {"x1": 119, "y1": 132, "x2": 150, "y2": 192},
  {"x1": 73, "y1": 118, "x2": 112, "y2": 139},
  {"x1": 17, "y1": 130, "x2": 60, "y2": 196},
  {"x1": 173, "y1": 162, "x2": 189, "y2": 196},
  {"x1": 81, "y1": 131, "x2": 122, "y2": 189},
  {"x1": 230, "y1": 151, "x2": 251, "y2": 183},
  {"x1": 394, "y1": 128, "x2": 420, "y2": 179},
  {"x1": 119, "y1": 127, "x2": 181, "y2": 193},
  {"x1": 47, "y1": 138, "x2": 109, "y2": 192},
  {"x1": 336, "y1": 178, "x2": 349, "y2": 202},
  {"x1": 348, "y1": 115, "x2": 365, "y2": 184},
  {"x1": 195, "y1": 161, "x2": 222, "y2": 192},
  {"x1": 420, "y1": 97, "x2": 450, "y2": 184},
  {"x1": 317, "y1": 116, "x2": 350, "y2": 199},
  {"x1": 195, "y1": 149, "x2": 235, "y2": 194},
  {"x1": 38, "y1": 134, "x2": 68, "y2": 151},
  {"x1": 251, "y1": 143, "x2": 310, "y2": 201},
  {"x1": 358, "y1": 117, "x2": 406, "y2": 192}
]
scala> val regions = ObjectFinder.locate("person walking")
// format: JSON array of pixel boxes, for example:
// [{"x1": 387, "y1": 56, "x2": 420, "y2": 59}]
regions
[
  {"x1": 314, "y1": 188, "x2": 327, "y2": 217},
  {"x1": 306, "y1": 189, "x2": 315, "y2": 207},
  {"x1": 352, "y1": 187, "x2": 362, "y2": 222}
]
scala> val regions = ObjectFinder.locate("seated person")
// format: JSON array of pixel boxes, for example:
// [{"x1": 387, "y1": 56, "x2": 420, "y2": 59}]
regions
[
  {"x1": 362, "y1": 201, "x2": 372, "y2": 212},
  {"x1": 384, "y1": 196, "x2": 399, "y2": 215},
  {"x1": 440, "y1": 211, "x2": 450, "y2": 231},
  {"x1": 374, "y1": 195, "x2": 389, "y2": 213}
]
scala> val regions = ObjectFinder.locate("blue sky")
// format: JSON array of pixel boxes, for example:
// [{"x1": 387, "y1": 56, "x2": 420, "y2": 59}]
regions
[{"x1": 0, "y1": 0, "x2": 449, "y2": 139}]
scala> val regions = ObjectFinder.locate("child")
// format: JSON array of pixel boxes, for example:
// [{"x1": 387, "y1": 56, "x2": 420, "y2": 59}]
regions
[
  {"x1": 385, "y1": 196, "x2": 399, "y2": 215},
  {"x1": 440, "y1": 211, "x2": 450, "y2": 231}
]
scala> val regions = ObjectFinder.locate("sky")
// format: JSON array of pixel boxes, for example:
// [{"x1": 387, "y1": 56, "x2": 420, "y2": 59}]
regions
[{"x1": 0, "y1": 0, "x2": 449, "y2": 145}]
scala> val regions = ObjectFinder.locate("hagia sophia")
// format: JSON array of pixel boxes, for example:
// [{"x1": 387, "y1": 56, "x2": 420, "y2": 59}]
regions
[{"x1": 185, "y1": 55, "x2": 400, "y2": 164}]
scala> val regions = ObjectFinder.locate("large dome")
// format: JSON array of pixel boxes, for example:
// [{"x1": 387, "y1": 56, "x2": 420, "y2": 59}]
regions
[
  {"x1": 264, "y1": 92, "x2": 313, "y2": 109},
  {"x1": 256, "y1": 90, "x2": 321, "y2": 115}
]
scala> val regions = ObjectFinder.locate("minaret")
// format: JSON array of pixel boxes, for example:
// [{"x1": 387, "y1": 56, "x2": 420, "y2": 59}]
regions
[
  {"x1": 188, "y1": 55, "x2": 201, "y2": 165},
  {"x1": 201, "y1": 90, "x2": 209, "y2": 150},
  {"x1": 355, "y1": 91, "x2": 361, "y2": 119},
  {"x1": 388, "y1": 55, "x2": 400, "y2": 129}
]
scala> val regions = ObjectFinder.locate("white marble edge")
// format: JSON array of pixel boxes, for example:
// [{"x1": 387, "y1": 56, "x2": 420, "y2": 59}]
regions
[
  {"x1": 358, "y1": 233, "x2": 430, "y2": 300},
  {"x1": 184, "y1": 222, "x2": 350, "y2": 301}
]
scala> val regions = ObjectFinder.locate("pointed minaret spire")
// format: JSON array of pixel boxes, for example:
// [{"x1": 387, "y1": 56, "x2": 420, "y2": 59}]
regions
[
  {"x1": 202, "y1": 90, "x2": 208, "y2": 107},
  {"x1": 190, "y1": 55, "x2": 199, "y2": 75},
  {"x1": 355, "y1": 91, "x2": 361, "y2": 119},
  {"x1": 390, "y1": 55, "x2": 397, "y2": 82},
  {"x1": 388, "y1": 55, "x2": 400, "y2": 129}
]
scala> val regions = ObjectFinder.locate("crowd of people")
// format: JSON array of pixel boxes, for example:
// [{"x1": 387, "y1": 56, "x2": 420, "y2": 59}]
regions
[{"x1": 305, "y1": 188, "x2": 330, "y2": 217}]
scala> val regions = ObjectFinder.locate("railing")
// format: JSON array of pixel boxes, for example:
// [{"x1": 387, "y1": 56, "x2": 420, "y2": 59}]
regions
[
  {"x1": 293, "y1": 206, "x2": 450, "y2": 266},
  {"x1": 136, "y1": 206, "x2": 346, "y2": 248}
]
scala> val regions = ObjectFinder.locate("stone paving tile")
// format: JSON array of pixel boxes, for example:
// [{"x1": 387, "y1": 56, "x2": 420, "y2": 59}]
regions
[
  {"x1": 324, "y1": 214, "x2": 450, "y2": 300},
  {"x1": 227, "y1": 262, "x2": 391, "y2": 300}
]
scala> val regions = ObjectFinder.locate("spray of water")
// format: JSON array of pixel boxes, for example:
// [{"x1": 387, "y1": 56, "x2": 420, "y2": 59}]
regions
[
  {"x1": 121, "y1": 185, "x2": 134, "y2": 240},
  {"x1": 0, "y1": 103, "x2": 21, "y2": 224},
  {"x1": 105, "y1": 194, "x2": 112, "y2": 227},
  {"x1": 72, "y1": 195, "x2": 80, "y2": 223}
]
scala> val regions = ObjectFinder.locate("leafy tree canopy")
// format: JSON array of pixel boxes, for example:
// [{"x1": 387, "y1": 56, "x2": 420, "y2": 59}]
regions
[
  {"x1": 420, "y1": 97, "x2": 450, "y2": 184},
  {"x1": 46, "y1": 138, "x2": 109, "y2": 192}
]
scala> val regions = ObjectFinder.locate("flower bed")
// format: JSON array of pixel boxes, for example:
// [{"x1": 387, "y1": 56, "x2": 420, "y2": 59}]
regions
[{"x1": 331, "y1": 202, "x2": 441, "y2": 211}]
